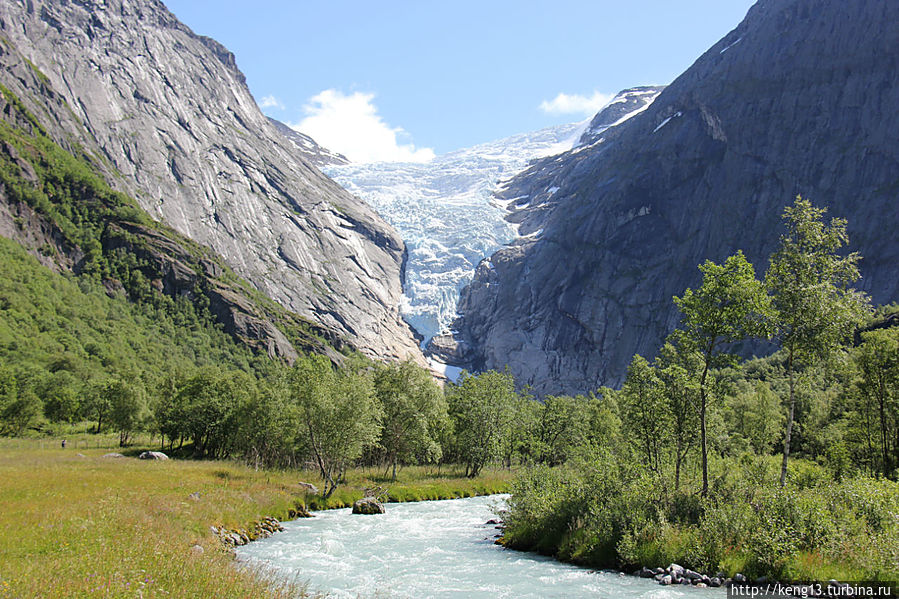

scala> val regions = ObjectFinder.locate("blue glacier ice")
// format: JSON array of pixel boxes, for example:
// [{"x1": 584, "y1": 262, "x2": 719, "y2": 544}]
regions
[{"x1": 325, "y1": 121, "x2": 587, "y2": 345}]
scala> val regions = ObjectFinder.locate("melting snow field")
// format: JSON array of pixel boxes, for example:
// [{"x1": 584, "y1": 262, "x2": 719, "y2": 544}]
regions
[
  {"x1": 237, "y1": 495, "x2": 705, "y2": 599},
  {"x1": 324, "y1": 121, "x2": 588, "y2": 344}
]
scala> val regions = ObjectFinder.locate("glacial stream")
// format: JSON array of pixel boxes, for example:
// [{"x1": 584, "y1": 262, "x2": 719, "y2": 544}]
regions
[{"x1": 237, "y1": 495, "x2": 711, "y2": 598}]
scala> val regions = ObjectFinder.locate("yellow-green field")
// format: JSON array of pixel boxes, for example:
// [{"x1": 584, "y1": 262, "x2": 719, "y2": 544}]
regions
[{"x1": 0, "y1": 439, "x2": 511, "y2": 598}]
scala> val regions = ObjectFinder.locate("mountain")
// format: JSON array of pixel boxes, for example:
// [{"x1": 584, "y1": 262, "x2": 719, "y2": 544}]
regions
[
  {"x1": 0, "y1": 32, "x2": 351, "y2": 365},
  {"x1": 326, "y1": 88, "x2": 662, "y2": 354},
  {"x1": 451, "y1": 0, "x2": 899, "y2": 395},
  {"x1": 0, "y1": 0, "x2": 422, "y2": 363},
  {"x1": 267, "y1": 118, "x2": 349, "y2": 168}
]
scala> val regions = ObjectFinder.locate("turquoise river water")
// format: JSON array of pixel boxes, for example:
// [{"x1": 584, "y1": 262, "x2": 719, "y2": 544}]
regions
[{"x1": 237, "y1": 494, "x2": 718, "y2": 598}]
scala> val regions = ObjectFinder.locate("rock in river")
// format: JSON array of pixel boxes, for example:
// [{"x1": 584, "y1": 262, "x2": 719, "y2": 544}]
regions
[{"x1": 352, "y1": 497, "x2": 386, "y2": 515}]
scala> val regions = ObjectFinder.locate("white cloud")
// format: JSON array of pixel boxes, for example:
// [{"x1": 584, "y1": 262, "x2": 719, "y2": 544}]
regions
[
  {"x1": 539, "y1": 91, "x2": 615, "y2": 116},
  {"x1": 290, "y1": 89, "x2": 434, "y2": 164},
  {"x1": 259, "y1": 95, "x2": 285, "y2": 110}
]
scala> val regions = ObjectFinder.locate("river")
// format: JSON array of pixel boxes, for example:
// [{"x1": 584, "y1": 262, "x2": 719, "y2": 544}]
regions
[{"x1": 237, "y1": 495, "x2": 712, "y2": 598}]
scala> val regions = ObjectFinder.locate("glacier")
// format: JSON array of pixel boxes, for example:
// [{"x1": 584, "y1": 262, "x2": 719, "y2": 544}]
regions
[
  {"x1": 324, "y1": 87, "x2": 663, "y2": 346},
  {"x1": 324, "y1": 121, "x2": 586, "y2": 345}
]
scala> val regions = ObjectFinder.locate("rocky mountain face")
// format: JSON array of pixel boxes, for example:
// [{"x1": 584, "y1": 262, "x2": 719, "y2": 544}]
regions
[
  {"x1": 0, "y1": 0, "x2": 422, "y2": 363},
  {"x1": 267, "y1": 118, "x2": 349, "y2": 168},
  {"x1": 452, "y1": 0, "x2": 899, "y2": 395},
  {"x1": 0, "y1": 36, "x2": 349, "y2": 363}
]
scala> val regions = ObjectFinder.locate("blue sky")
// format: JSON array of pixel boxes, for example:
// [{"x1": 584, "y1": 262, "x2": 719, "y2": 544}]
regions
[{"x1": 164, "y1": 1, "x2": 756, "y2": 161}]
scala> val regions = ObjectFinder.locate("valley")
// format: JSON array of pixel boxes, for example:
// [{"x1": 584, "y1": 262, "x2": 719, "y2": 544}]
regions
[{"x1": 0, "y1": 0, "x2": 897, "y2": 597}]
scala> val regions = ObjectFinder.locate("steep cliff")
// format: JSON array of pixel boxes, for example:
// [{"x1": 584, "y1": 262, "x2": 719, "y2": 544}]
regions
[
  {"x1": 0, "y1": 36, "x2": 350, "y2": 362},
  {"x1": 454, "y1": 0, "x2": 899, "y2": 395},
  {"x1": 0, "y1": 0, "x2": 421, "y2": 363}
]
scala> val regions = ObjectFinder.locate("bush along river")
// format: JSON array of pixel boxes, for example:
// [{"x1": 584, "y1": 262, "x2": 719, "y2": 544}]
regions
[{"x1": 236, "y1": 494, "x2": 708, "y2": 598}]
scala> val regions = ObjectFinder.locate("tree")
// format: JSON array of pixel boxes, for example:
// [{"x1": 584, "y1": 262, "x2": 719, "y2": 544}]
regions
[
  {"x1": 234, "y1": 372, "x2": 301, "y2": 469},
  {"x1": 619, "y1": 355, "x2": 669, "y2": 474},
  {"x1": 852, "y1": 328, "x2": 899, "y2": 478},
  {"x1": 173, "y1": 368, "x2": 251, "y2": 458},
  {"x1": 655, "y1": 337, "x2": 701, "y2": 489},
  {"x1": 373, "y1": 360, "x2": 447, "y2": 481},
  {"x1": 289, "y1": 355, "x2": 381, "y2": 498},
  {"x1": 535, "y1": 395, "x2": 590, "y2": 466},
  {"x1": 503, "y1": 393, "x2": 540, "y2": 467},
  {"x1": 82, "y1": 379, "x2": 112, "y2": 434},
  {"x1": 765, "y1": 197, "x2": 870, "y2": 486},
  {"x1": 674, "y1": 250, "x2": 772, "y2": 495},
  {"x1": 104, "y1": 379, "x2": 147, "y2": 447},
  {"x1": 0, "y1": 365, "x2": 17, "y2": 413},
  {"x1": 725, "y1": 380, "x2": 784, "y2": 455},
  {"x1": 0, "y1": 391, "x2": 42, "y2": 436},
  {"x1": 40, "y1": 371, "x2": 80, "y2": 423},
  {"x1": 447, "y1": 370, "x2": 515, "y2": 477}
]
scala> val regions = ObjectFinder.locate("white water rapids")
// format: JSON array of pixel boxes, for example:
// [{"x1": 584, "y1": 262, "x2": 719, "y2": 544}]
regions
[{"x1": 237, "y1": 494, "x2": 715, "y2": 598}]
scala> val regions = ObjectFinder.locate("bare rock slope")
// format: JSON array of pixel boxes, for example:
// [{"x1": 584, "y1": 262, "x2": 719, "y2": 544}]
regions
[{"x1": 0, "y1": 0, "x2": 421, "y2": 362}]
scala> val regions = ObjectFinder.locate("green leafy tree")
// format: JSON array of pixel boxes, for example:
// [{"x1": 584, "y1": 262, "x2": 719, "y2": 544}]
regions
[
  {"x1": 0, "y1": 365, "x2": 17, "y2": 412},
  {"x1": 674, "y1": 250, "x2": 772, "y2": 495},
  {"x1": 104, "y1": 379, "x2": 147, "y2": 447},
  {"x1": 447, "y1": 370, "x2": 515, "y2": 477},
  {"x1": 725, "y1": 380, "x2": 784, "y2": 455},
  {"x1": 174, "y1": 368, "x2": 255, "y2": 458},
  {"x1": 374, "y1": 360, "x2": 447, "y2": 481},
  {"x1": 535, "y1": 395, "x2": 591, "y2": 466},
  {"x1": 619, "y1": 355, "x2": 669, "y2": 474},
  {"x1": 234, "y1": 372, "x2": 301, "y2": 469},
  {"x1": 0, "y1": 391, "x2": 42, "y2": 436},
  {"x1": 502, "y1": 394, "x2": 540, "y2": 467},
  {"x1": 655, "y1": 337, "x2": 701, "y2": 489},
  {"x1": 40, "y1": 371, "x2": 81, "y2": 423},
  {"x1": 81, "y1": 379, "x2": 112, "y2": 434},
  {"x1": 765, "y1": 197, "x2": 870, "y2": 485},
  {"x1": 589, "y1": 388, "x2": 623, "y2": 449},
  {"x1": 852, "y1": 328, "x2": 899, "y2": 477},
  {"x1": 289, "y1": 355, "x2": 381, "y2": 497}
]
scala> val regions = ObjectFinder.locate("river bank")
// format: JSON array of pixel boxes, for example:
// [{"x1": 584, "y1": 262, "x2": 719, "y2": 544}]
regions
[{"x1": 0, "y1": 444, "x2": 511, "y2": 598}]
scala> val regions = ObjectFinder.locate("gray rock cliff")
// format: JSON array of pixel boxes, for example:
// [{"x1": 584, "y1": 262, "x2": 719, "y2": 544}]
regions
[
  {"x1": 0, "y1": 0, "x2": 422, "y2": 363},
  {"x1": 453, "y1": 0, "x2": 899, "y2": 395}
]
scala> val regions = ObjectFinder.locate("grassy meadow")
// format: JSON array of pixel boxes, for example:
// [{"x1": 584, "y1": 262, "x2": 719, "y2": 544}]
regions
[{"x1": 0, "y1": 437, "x2": 512, "y2": 598}]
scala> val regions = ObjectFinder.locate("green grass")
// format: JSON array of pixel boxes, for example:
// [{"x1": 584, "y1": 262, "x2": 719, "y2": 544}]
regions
[{"x1": 0, "y1": 443, "x2": 512, "y2": 598}]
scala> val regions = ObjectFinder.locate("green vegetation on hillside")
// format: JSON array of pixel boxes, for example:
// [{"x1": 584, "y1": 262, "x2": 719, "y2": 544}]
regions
[{"x1": 0, "y1": 236, "x2": 268, "y2": 434}]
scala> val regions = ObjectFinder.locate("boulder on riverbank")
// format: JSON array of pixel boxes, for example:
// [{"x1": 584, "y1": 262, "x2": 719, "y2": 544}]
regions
[
  {"x1": 352, "y1": 496, "x2": 385, "y2": 515},
  {"x1": 297, "y1": 481, "x2": 319, "y2": 495},
  {"x1": 139, "y1": 451, "x2": 169, "y2": 460}
]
